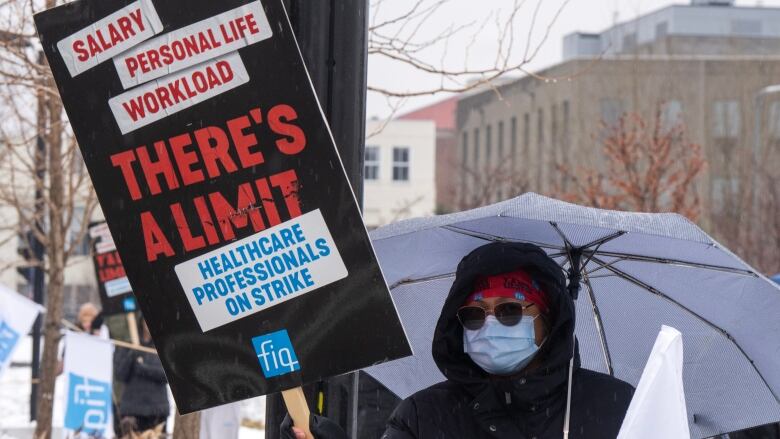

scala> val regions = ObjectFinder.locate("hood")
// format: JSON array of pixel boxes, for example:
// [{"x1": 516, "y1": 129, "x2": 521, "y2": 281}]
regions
[{"x1": 432, "y1": 241, "x2": 578, "y2": 402}]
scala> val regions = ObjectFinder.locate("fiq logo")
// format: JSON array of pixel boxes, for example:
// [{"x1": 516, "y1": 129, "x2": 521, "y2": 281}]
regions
[{"x1": 251, "y1": 329, "x2": 300, "y2": 378}]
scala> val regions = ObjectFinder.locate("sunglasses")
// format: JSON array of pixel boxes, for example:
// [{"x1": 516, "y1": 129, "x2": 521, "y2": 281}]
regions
[{"x1": 456, "y1": 302, "x2": 537, "y2": 331}]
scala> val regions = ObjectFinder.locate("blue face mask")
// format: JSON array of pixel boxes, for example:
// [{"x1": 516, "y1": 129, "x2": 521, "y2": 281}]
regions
[{"x1": 463, "y1": 315, "x2": 542, "y2": 375}]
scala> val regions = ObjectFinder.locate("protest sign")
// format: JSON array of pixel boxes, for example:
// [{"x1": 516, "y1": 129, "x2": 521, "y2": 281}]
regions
[
  {"x1": 617, "y1": 326, "x2": 690, "y2": 439},
  {"x1": 62, "y1": 331, "x2": 114, "y2": 438},
  {"x1": 0, "y1": 284, "x2": 44, "y2": 378},
  {"x1": 35, "y1": 0, "x2": 412, "y2": 413},
  {"x1": 89, "y1": 221, "x2": 137, "y2": 315}
]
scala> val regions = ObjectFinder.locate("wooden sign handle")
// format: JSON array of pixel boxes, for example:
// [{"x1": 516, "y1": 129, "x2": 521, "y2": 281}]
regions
[
  {"x1": 282, "y1": 387, "x2": 314, "y2": 439},
  {"x1": 126, "y1": 311, "x2": 140, "y2": 345}
]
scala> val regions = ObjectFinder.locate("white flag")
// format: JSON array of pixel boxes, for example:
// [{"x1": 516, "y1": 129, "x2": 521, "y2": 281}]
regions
[
  {"x1": 618, "y1": 325, "x2": 690, "y2": 439},
  {"x1": 62, "y1": 331, "x2": 114, "y2": 438},
  {"x1": 0, "y1": 284, "x2": 44, "y2": 377}
]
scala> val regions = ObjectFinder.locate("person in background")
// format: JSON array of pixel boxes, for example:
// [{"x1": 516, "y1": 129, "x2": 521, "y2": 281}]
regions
[
  {"x1": 76, "y1": 302, "x2": 99, "y2": 332},
  {"x1": 114, "y1": 317, "x2": 169, "y2": 436}
]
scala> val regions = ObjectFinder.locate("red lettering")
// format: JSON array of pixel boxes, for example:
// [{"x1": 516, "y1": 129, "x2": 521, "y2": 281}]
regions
[
  {"x1": 255, "y1": 178, "x2": 281, "y2": 226},
  {"x1": 208, "y1": 183, "x2": 265, "y2": 240},
  {"x1": 169, "y1": 134, "x2": 205, "y2": 185},
  {"x1": 268, "y1": 104, "x2": 306, "y2": 155},
  {"x1": 72, "y1": 40, "x2": 89, "y2": 62},
  {"x1": 128, "y1": 9, "x2": 145, "y2": 32},
  {"x1": 141, "y1": 211, "x2": 174, "y2": 262},
  {"x1": 122, "y1": 96, "x2": 146, "y2": 122},
  {"x1": 110, "y1": 150, "x2": 143, "y2": 200},
  {"x1": 147, "y1": 49, "x2": 162, "y2": 71},
  {"x1": 109, "y1": 22, "x2": 124, "y2": 46},
  {"x1": 171, "y1": 203, "x2": 206, "y2": 252},
  {"x1": 227, "y1": 115, "x2": 263, "y2": 167},
  {"x1": 136, "y1": 141, "x2": 180, "y2": 196},
  {"x1": 270, "y1": 170, "x2": 302, "y2": 218},
  {"x1": 125, "y1": 57, "x2": 140, "y2": 78},
  {"x1": 246, "y1": 14, "x2": 260, "y2": 34},
  {"x1": 193, "y1": 196, "x2": 220, "y2": 245},
  {"x1": 194, "y1": 127, "x2": 238, "y2": 178},
  {"x1": 155, "y1": 86, "x2": 174, "y2": 109},
  {"x1": 215, "y1": 60, "x2": 234, "y2": 82}
]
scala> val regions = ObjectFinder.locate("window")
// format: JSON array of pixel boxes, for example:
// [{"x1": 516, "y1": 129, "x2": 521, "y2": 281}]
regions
[
  {"x1": 364, "y1": 146, "x2": 380, "y2": 181},
  {"x1": 69, "y1": 206, "x2": 91, "y2": 256},
  {"x1": 510, "y1": 117, "x2": 517, "y2": 167},
  {"x1": 486, "y1": 125, "x2": 492, "y2": 164},
  {"x1": 523, "y1": 113, "x2": 530, "y2": 159},
  {"x1": 712, "y1": 177, "x2": 740, "y2": 213},
  {"x1": 662, "y1": 100, "x2": 683, "y2": 131},
  {"x1": 461, "y1": 131, "x2": 469, "y2": 166},
  {"x1": 712, "y1": 101, "x2": 740, "y2": 139},
  {"x1": 622, "y1": 33, "x2": 637, "y2": 52},
  {"x1": 498, "y1": 121, "x2": 505, "y2": 161},
  {"x1": 656, "y1": 22, "x2": 668, "y2": 39},
  {"x1": 473, "y1": 128, "x2": 480, "y2": 166},
  {"x1": 770, "y1": 101, "x2": 780, "y2": 139},
  {"x1": 551, "y1": 104, "x2": 558, "y2": 148},
  {"x1": 537, "y1": 108, "x2": 545, "y2": 144},
  {"x1": 731, "y1": 19, "x2": 762, "y2": 37},
  {"x1": 562, "y1": 100, "x2": 571, "y2": 150},
  {"x1": 600, "y1": 98, "x2": 624, "y2": 127},
  {"x1": 392, "y1": 147, "x2": 410, "y2": 182}
]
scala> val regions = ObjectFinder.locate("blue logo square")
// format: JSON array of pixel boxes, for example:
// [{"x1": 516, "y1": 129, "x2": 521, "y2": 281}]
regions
[
  {"x1": 251, "y1": 329, "x2": 300, "y2": 378},
  {"x1": 64, "y1": 373, "x2": 112, "y2": 436},
  {"x1": 123, "y1": 296, "x2": 136, "y2": 312},
  {"x1": 0, "y1": 320, "x2": 20, "y2": 364}
]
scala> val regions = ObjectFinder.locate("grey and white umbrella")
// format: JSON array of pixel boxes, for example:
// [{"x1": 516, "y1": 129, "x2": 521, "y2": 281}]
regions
[{"x1": 363, "y1": 193, "x2": 780, "y2": 438}]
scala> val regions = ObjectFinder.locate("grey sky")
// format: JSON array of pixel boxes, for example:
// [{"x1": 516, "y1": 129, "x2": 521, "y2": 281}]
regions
[{"x1": 366, "y1": 0, "x2": 780, "y2": 118}]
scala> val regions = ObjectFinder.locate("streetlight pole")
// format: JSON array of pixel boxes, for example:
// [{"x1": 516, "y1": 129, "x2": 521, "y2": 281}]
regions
[{"x1": 264, "y1": 1, "x2": 369, "y2": 438}]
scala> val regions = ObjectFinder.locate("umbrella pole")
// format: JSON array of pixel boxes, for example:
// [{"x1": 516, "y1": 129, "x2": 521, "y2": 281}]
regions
[{"x1": 563, "y1": 248, "x2": 582, "y2": 438}]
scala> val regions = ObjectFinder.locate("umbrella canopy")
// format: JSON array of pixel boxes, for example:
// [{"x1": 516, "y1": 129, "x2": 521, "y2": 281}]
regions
[{"x1": 363, "y1": 193, "x2": 780, "y2": 438}]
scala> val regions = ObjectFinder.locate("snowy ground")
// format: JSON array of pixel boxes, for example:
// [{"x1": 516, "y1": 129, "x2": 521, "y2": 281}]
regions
[{"x1": 0, "y1": 337, "x2": 266, "y2": 438}]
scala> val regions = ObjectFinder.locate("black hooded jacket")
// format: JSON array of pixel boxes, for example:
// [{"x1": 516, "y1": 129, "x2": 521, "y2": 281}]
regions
[{"x1": 381, "y1": 242, "x2": 634, "y2": 439}]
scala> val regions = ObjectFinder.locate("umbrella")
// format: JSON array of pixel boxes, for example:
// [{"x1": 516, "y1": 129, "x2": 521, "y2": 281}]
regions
[{"x1": 363, "y1": 193, "x2": 780, "y2": 438}]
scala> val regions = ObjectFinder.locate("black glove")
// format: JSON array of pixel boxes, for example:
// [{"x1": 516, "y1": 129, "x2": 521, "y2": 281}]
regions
[{"x1": 280, "y1": 413, "x2": 349, "y2": 439}]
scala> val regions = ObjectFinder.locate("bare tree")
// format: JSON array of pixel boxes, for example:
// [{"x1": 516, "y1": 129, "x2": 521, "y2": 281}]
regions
[
  {"x1": 0, "y1": 1, "x2": 98, "y2": 437},
  {"x1": 458, "y1": 153, "x2": 530, "y2": 210},
  {"x1": 555, "y1": 107, "x2": 706, "y2": 221},
  {"x1": 368, "y1": 0, "x2": 575, "y2": 102}
]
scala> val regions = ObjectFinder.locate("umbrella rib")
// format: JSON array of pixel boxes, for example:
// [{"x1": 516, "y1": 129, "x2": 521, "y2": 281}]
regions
[
  {"x1": 441, "y1": 225, "x2": 565, "y2": 251},
  {"x1": 581, "y1": 269, "x2": 614, "y2": 376},
  {"x1": 389, "y1": 272, "x2": 456, "y2": 290},
  {"x1": 586, "y1": 250, "x2": 756, "y2": 277},
  {"x1": 589, "y1": 256, "x2": 780, "y2": 405}
]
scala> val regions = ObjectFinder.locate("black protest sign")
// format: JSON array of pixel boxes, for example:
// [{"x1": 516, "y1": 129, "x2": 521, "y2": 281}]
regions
[
  {"x1": 89, "y1": 222, "x2": 137, "y2": 315},
  {"x1": 35, "y1": 0, "x2": 411, "y2": 413}
]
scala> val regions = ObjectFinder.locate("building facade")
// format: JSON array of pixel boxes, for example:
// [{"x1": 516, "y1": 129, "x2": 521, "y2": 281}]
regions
[
  {"x1": 456, "y1": 0, "x2": 780, "y2": 271},
  {"x1": 363, "y1": 119, "x2": 437, "y2": 228},
  {"x1": 398, "y1": 97, "x2": 459, "y2": 213}
]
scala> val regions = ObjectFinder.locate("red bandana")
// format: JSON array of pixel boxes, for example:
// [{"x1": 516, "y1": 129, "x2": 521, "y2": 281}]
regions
[{"x1": 465, "y1": 269, "x2": 549, "y2": 314}]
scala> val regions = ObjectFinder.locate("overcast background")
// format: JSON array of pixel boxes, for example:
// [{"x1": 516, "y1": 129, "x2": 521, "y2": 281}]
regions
[{"x1": 366, "y1": 0, "x2": 780, "y2": 118}]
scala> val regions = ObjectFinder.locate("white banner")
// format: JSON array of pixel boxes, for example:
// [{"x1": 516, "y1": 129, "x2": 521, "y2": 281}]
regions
[
  {"x1": 617, "y1": 325, "x2": 690, "y2": 439},
  {"x1": 175, "y1": 209, "x2": 348, "y2": 331},
  {"x1": 62, "y1": 331, "x2": 114, "y2": 439},
  {"x1": 108, "y1": 51, "x2": 250, "y2": 134},
  {"x1": 113, "y1": 0, "x2": 272, "y2": 89},
  {"x1": 57, "y1": 0, "x2": 163, "y2": 77},
  {"x1": 0, "y1": 284, "x2": 44, "y2": 378}
]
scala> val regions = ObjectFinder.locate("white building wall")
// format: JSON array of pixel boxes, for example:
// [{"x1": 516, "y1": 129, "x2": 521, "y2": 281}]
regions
[{"x1": 363, "y1": 120, "x2": 436, "y2": 228}]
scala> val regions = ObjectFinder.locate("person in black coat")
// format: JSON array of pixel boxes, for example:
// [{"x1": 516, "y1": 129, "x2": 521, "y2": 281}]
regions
[
  {"x1": 284, "y1": 242, "x2": 634, "y2": 439},
  {"x1": 114, "y1": 318, "x2": 170, "y2": 434}
]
